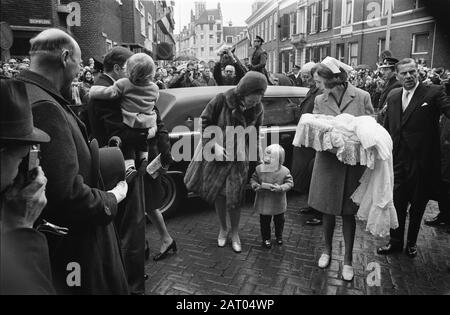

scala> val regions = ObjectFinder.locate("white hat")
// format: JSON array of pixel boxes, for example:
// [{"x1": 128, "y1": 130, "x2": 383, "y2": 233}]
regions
[
  {"x1": 301, "y1": 62, "x2": 316, "y2": 73},
  {"x1": 321, "y1": 56, "x2": 353, "y2": 74}
]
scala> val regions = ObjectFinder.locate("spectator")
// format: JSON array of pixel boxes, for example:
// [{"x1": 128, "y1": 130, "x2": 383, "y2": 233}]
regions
[
  {"x1": 202, "y1": 67, "x2": 217, "y2": 86},
  {"x1": 213, "y1": 49, "x2": 246, "y2": 86},
  {"x1": 249, "y1": 36, "x2": 272, "y2": 84},
  {"x1": 291, "y1": 61, "x2": 324, "y2": 226},
  {"x1": 168, "y1": 61, "x2": 197, "y2": 88},
  {"x1": 378, "y1": 58, "x2": 450, "y2": 258},
  {"x1": 288, "y1": 65, "x2": 303, "y2": 87},
  {"x1": 16, "y1": 28, "x2": 129, "y2": 295},
  {"x1": 0, "y1": 78, "x2": 53, "y2": 295}
]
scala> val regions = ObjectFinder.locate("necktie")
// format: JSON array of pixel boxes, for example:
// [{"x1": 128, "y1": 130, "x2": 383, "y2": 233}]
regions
[{"x1": 402, "y1": 91, "x2": 410, "y2": 112}]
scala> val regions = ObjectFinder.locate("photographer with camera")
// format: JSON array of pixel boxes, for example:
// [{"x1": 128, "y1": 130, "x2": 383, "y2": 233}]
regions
[
  {"x1": 0, "y1": 78, "x2": 54, "y2": 294},
  {"x1": 16, "y1": 28, "x2": 129, "y2": 295},
  {"x1": 213, "y1": 48, "x2": 246, "y2": 86},
  {"x1": 168, "y1": 61, "x2": 199, "y2": 88}
]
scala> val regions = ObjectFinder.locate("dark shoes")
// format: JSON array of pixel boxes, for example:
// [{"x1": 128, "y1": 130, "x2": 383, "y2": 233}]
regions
[
  {"x1": 377, "y1": 242, "x2": 418, "y2": 258},
  {"x1": 377, "y1": 243, "x2": 403, "y2": 255},
  {"x1": 276, "y1": 237, "x2": 283, "y2": 245},
  {"x1": 405, "y1": 244, "x2": 418, "y2": 258},
  {"x1": 144, "y1": 274, "x2": 149, "y2": 281},
  {"x1": 262, "y1": 240, "x2": 272, "y2": 249},
  {"x1": 306, "y1": 218, "x2": 322, "y2": 226},
  {"x1": 424, "y1": 216, "x2": 449, "y2": 227},
  {"x1": 153, "y1": 240, "x2": 177, "y2": 261},
  {"x1": 299, "y1": 206, "x2": 314, "y2": 214}
]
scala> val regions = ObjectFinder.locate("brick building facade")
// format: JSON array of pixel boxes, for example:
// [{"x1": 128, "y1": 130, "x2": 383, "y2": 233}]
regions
[
  {"x1": 243, "y1": 0, "x2": 450, "y2": 74},
  {"x1": 1, "y1": 0, "x2": 175, "y2": 64}
]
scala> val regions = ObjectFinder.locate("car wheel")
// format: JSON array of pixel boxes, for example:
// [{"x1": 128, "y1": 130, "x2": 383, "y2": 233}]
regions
[{"x1": 158, "y1": 173, "x2": 186, "y2": 218}]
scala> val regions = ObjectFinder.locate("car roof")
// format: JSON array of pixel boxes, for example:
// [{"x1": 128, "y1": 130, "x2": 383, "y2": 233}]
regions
[{"x1": 156, "y1": 85, "x2": 309, "y2": 117}]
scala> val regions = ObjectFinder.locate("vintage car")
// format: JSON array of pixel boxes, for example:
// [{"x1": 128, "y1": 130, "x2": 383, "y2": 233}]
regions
[{"x1": 155, "y1": 85, "x2": 309, "y2": 217}]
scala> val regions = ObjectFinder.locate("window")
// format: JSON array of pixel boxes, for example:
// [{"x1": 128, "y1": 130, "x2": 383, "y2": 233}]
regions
[
  {"x1": 273, "y1": 12, "x2": 278, "y2": 40},
  {"x1": 320, "y1": 45, "x2": 330, "y2": 60},
  {"x1": 217, "y1": 32, "x2": 222, "y2": 43},
  {"x1": 148, "y1": 13, "x2": 154, "y2": 42},
  {"x1": 415, "y1": 0, "x2": 425, "y2": 9},
  {"x1": 343, "y1": 0, "x2": 353, "y2": 25},
  {"x1": 269, "y1": 15, "x2": 273, "y2": 41},
  {"x1": 336, "y1": 43, "x2": 345, "y2": 62},
  {"x1": 209, "y1": 34, "x2": 213, "y2": 39},
  {"x1": 298, "y1": 7, "x2": 306, "y2": 34},
  {"x1": 281, "y1": 14, "x2": 290, "y2": 39},
  {"x1": 377, "y1": 38, "x2": 386, "y2": 58},
  {"x1": 217, "y1": 24, "x2": 222, "y2": 30},
  {"x1": 209, "y1": 24, "x2": 214, "y2": 31},
  {"x1": 201, "y1": 47, "x2": 204, "y2": 52},
  {"x1": 136, "y1": 1, "x2": 146, "y2": 37},
  {"x1": 348, "y1": 42, "x2": 358, "y2": 67},
  {"x1": 412, "y1": 33, "x2": 429, "y2": 54},
  {"x1": 226, "y1": 36, "x2": 233, "y2": 44},
  {"x1": 310, "y1": 2, "x2": 319, "y2": 33},
  {"x1": 209, "y1": 47, "x2": 214, "y2": 53},
  {"x1": 201, "y1": 34, "x2": 204, "y2": 40},
  {"x1": 291, "y1": 12, "x2": 297, "y2": 35},
  {"x1": 321, "y1": 0, "x2": 331, "y2": 31}
]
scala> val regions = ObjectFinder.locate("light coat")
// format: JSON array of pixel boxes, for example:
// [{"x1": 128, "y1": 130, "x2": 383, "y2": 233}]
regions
[
  {"x1": 308, "y1": 83, "x2": 374, "y2": 215},
  {"x1": 250, "y1": 165, "x2": 293, "y2": 215}
]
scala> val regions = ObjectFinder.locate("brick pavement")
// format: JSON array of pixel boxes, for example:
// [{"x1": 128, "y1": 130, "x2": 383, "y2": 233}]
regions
[{"x1": 145, "y1": 193, "x2": 450, "y2": 295}]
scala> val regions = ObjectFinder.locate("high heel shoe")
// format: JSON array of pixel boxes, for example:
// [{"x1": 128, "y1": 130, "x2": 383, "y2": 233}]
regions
[{"x1": 153, "y1": 240, "x2": 177, "y2": 261}]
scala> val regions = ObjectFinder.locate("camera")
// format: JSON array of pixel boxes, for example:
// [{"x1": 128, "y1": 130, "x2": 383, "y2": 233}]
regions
[{"x1": 18, "y1": 144, "x2": 40, "y2": 184}]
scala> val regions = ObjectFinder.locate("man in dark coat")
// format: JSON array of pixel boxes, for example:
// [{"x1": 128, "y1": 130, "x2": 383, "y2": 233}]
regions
[
  {"x1": 378, "y1": 58, "x2": 450, "y2": 258},
  {"x1": 88, "y1": 47, "x2": 147, "y2": 295},
  {"x1": 213, "y1": 49, "x2": 246, "y2": 86},
  {"x1": 288, "y1": 65, "x2": 303, "y2": 87},
  {"x1": 377, "y1": 57, "x2": 402, "y2": 110},
  {"x1": 0, "y1": 78, "x2": 54, "y2": 295},
  {"x1": 249, "y1": 36, "x2": 273, "y2": 84},
  {"x1": 425, "y1": 115, "x2": 450, "y2": 227},
  {"x1": 291, "y1": 62, "x2": 323, "y2": 225},
  {"x1": 17, "y1": 29, "x2": 129, "y2": 294}
]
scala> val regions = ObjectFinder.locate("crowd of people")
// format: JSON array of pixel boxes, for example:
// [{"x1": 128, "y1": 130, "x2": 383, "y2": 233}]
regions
[{"x1": 1, "y1": 28, "x2": 449, "y2": 294}]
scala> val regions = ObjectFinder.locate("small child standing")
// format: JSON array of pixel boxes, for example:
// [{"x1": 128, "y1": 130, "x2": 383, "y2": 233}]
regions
[
  {"x1": 250, "y1": 144, "x2": 293, "y2": 248},
  {"x1": 89, "y1": 53, "x2": 159, "y2": 175}
]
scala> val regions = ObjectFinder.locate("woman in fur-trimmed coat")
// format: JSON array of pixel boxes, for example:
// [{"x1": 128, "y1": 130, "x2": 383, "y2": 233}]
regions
[{"x1": 184, "y1": 71, "x2": 267, "y2": 253}]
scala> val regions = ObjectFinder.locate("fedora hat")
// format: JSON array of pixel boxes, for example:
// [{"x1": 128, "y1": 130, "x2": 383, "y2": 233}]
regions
[
  {"x1": 0, "y1": 77, "x2": 50, "y2": 144},
  {"x1": 89, "y1": 139, "x2": 126, "y2": 191}
]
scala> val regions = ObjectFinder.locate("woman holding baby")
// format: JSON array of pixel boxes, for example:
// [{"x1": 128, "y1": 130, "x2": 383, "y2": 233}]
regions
[{"x1": 309, "y1": 57, "x2": 374, "y2": 281}]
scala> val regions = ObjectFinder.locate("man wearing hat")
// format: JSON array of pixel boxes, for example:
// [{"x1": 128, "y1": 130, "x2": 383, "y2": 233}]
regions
[
  {"x1": 0, "y1": 78, "x2": 54, "y2": 294},
  {"x1": 288, "y1": 65, "x2": 303, "y2": 87},
  {"x1": 16, "y1": 28, "x2": 129, "y2": 294},
  {"x1": 291, "y1": 62, "x2": 323, "y2": 225},
  {"x1": 376, "y1": 56, "x2": 402, "y2": 110},
  {"x1": 249, "y1": 36, "x2": 273, "y2": 84}
]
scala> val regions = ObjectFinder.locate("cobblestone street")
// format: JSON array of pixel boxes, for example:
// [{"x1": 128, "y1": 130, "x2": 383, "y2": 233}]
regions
[{"x1": 145, "y1": 193, "x2": 450, "y2": 295}]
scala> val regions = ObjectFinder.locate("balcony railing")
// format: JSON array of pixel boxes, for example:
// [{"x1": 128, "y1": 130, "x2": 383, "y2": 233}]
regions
[{"x1": 291, "y1": 33, "x2": 307, "y2": 48}]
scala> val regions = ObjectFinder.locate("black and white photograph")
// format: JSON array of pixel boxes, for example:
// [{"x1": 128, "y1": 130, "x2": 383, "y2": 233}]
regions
[{"x1": 1, "y1": 0, "x2": 450, "y2": 298}]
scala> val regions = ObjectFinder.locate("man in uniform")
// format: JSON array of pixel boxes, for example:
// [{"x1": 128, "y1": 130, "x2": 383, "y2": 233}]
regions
[{"x1": 249, "y1": 36, "x2": 273, "y2": 84}]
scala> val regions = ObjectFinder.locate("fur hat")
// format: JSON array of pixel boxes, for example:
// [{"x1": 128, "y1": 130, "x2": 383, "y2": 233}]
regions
[{"x1": 236, "y1": 71, "x2": 268, "y2": 96}]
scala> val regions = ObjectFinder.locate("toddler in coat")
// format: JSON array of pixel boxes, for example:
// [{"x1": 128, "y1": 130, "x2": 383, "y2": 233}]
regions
[{"x1": 251, "y1": 144, "x2": 293, "y2": 248}]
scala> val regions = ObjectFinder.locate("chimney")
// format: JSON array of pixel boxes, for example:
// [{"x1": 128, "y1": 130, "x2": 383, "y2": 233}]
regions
[{"x1": 228, "y1": 20, "x2": 233, "y2": 27}]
